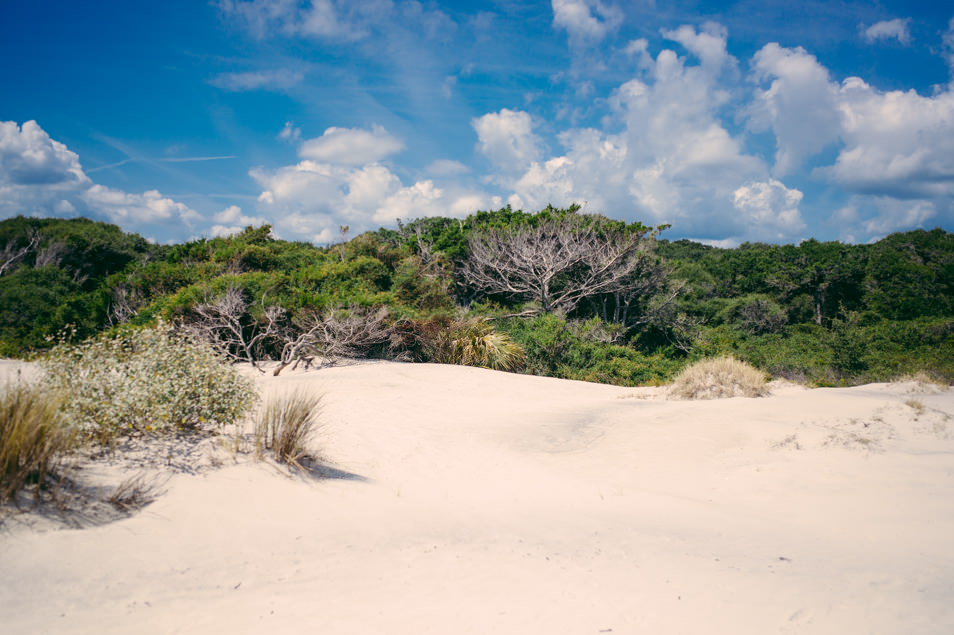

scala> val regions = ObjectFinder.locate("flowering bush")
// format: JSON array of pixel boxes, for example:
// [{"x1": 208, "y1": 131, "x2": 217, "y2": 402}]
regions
[{"x1": 40, "y1": 321, "x2": 258, "y2": 443}]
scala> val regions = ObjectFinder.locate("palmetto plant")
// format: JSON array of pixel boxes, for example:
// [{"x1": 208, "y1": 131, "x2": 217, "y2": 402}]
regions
[{"x1": 427, "y1": 319, "x2": 526, "y2": 372}]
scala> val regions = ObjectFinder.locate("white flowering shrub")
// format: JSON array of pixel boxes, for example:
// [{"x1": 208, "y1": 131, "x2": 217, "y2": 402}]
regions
[{"x1": 40, "y1": 321, "x2": 258, "y2": 443}]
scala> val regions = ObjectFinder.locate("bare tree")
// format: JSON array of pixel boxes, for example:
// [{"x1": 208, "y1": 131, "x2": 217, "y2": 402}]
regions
[
  {"x1": 459, "y1": 215, "x2": 668, "y2": 323},
  {"x1": 34, "y1": 241, "x2": 66, "y2": 268},
  {"x1": 0, "y1": 229, "x2": 40, "y2": 276},
  {"x1": 181, "y1": 286, "x2": 283, "y2": 370},
  {"x1": 108, "y1": 284, "x2": 143, "y2": 326},
  {"x1": 272, "y1": 305, "x2": 392, "y2": 375}
]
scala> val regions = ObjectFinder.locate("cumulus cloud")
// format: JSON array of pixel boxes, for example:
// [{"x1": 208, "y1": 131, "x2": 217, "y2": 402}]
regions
[
  {"x1": 551, "y1": 0, "x2": 622, "y2": 47},
  {"x1": 748, "y1": 43, "x2": 841, "y2": 176},
  {"x1": 748, "y1": 40, "x2": 954, "y2": 230},
  {"x1": 832, "y1": 196, "x2": 937, "y2": 242},
  {"x1": 250, "y1": 125, "x2": 490, "y2": 242},
  {"x1": 732, "y1": 180, "x2": 805, "y2": 241},
  {"x1": 0, "y1": 120, "x2": 88, "y2": 187},
  {"x1": 298, "y1": 125, "x2": 405, "y2": 166},
  {"x1": 861, "y1": 18, "x2": 911, "y2": 45},
  {"x1": 210, "y1": 68, "x2": 304, "y2": 91},
  {"x1": 661, "y1": 22, "x2": 732, "y2": 69},
  {"x1": 210, "y1": 205, "x2": 268, "y2": 237},
  {"x1": 0, "y1": 120, "x2": 202, "y2": 236},
  {"x1": 472, "y1": 109, "x2": 544, "y2": 176},
  {"x1": 476, "y1": 25, "x2": 795, "y2": 243},
  {"x1": 82, "y1": 186, "x2": 202, "y2": 225},
  {"x1": 820, "y1": 78, "x2": 954, "y2": 200}
]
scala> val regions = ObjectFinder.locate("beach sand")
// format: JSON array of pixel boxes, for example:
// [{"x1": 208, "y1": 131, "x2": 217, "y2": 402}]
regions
[{"x1": 2, "y1": 360, "x2": 953, "y2": 634}]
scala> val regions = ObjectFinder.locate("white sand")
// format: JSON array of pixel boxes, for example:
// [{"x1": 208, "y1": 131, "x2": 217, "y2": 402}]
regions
[{"x1": 2, "y1": 360, "x2": 953, "y2": 634}]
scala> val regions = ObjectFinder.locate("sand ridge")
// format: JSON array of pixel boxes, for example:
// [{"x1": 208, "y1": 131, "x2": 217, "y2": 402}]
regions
[{"x1": 2, "y1": 360, "x2": 953, "y2": 634}]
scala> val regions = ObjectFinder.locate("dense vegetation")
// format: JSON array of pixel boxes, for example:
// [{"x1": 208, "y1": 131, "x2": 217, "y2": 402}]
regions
[{"x1": 2, "y1": 208, "x2": 952, "y2": 386}]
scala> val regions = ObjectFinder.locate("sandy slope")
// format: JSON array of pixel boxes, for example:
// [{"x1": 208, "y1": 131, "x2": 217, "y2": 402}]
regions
[{"x1": 2, "y1": 360, "x2": 953, "y2": 634}]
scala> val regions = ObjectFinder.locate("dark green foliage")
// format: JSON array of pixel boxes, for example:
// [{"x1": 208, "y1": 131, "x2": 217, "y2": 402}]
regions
[
  {"x1": 501, "y1": 314, "x2": 681, "y2": 386},
  {"x1": 1, "y1": 213, "x2": 953, "y2": 387},
  {"x1": 0, "y1": 266, "x2": 83, "y2": 355},
  {"x1": 864, "y1": 229, "x2": 954, "y2": 320}
]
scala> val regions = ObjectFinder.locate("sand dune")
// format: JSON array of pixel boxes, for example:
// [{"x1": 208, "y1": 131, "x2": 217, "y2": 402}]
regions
[{"x1": 2, "y1": 360, "x2": 953, "y2": 634}]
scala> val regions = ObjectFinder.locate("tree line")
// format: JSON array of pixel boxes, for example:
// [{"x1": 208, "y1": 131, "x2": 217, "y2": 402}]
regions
[{"x1": 1, "y1": 207, "x2": 952, "y2": 385}]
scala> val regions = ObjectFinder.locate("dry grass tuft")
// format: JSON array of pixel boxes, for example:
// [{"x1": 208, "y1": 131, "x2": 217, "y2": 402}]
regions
[
  {"x1": 893, "y1": 371, "x2": 949, "y2": 394},
  {"x1": 107, "y1": 472, "x2": 167, "y2": 511},
  {"x1": 1, "y1": 382, "x2": 75, "y2": 502},
  {"x1": 669, "y1": 356, "x2": 769, "y2": 400},
  {"x1": 255, "y1": 390, "x2": 322, "y2": 467}
]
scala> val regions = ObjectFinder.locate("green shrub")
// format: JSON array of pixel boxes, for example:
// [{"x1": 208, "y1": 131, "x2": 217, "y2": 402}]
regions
[
  {"x1": 426, "y1": 319, "x2": 525, "y2": 372},
  {"x1": 255, "y1": 390, "x2": 322, "y2": 466},
  {"x1": 669, "y1": 356, "x2": 769, "y2": 399},
  {"x1": 40, "y1": 321, "x2": 258, "y2": 444},
  {"x1": 501, "y1": 314, "x2": 681, "y2": 386},
  {"x1": 1, "y1": 381, "x2": 75, "y2": 502}
]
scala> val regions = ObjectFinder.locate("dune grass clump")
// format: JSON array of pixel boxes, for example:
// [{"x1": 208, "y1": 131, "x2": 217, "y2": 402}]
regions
[
  {"x1": 0, "y1": 382, "x2": 75, "y2": 502},
  {"x1": 425, "y1": 319, "x2": 526, "y2": 372},
  {"x1": 255, "y1": 390, "x2": 322, "y2": 467},
  {"x1": 669, "y1": 356, "x2": 769, "y2": 400},
  {"x1": 893, "y1": 371, "x2": 949, "y2": 393},
  {"x1": 40, "y1": 321, "x2": 258, "y2": 445}
]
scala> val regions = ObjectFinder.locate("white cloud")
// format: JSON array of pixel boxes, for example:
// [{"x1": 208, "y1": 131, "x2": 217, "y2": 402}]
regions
[
  {"x1": 661, "y1": 22, "x2": 731, "y2": 69},
  {"x1": 748, "y1": 41, "x2": 954, "y2": 221},
  {"x1": 82, "y1": 186, "x2": 201, "y2": 226},
  {"x1": 831, "y1": 196, "x2": 937, "y2": 242},
  {"x1": 748, "y1": 43, "x2": 841, "y2": 176},
  {"x1": 732, "y1": 180, "x2": 805, "y2": 241},
  {"x1": 0, "y1": 120, "x2": 89, "y2": 187},
  {"x1": 217, "y1": 0, "x2": 363, "y2": 40},
  {"x1": 862, "y1": 18, "x2": 911, "y2": 45},
  {"x1": 278, "y1": 121, "x2": 301, "y2": 143},
  {"x1": 218, "y1": 0, "x2": 453, "y2": 42},
  {"x1": 472, "y1": 109, "x2": 544, "y2": 175},
  {"x1": 426, "y1": 159, "x2": 470, "y2": 176},
  {"x1": 0, "y1": 121, "x2": 201, "y2": 234},
  {"x1": 822, "y1": 77, "x2": 954, "y2": 199},
  {"x1": 250, "y1": 130, "x2": 490, "y2": 241},
  {"x1": 481, "y1": 26, "x2": 791, "y2": 243},
  {"x1": 298, "y1": 125, "x2": 405, "y2": 165},
  {"x1": 374, "y1": 180, "x2": 443, "y2": 225},
  {"x1": 210, "y1": 68, "x2": 304, "y2": 91},
  {"x1": 210, "y1": 205, "x2": 267, "y2": 237},
  {"x1": 551, "y1": 0, "x2": 622, "y2": 47}
]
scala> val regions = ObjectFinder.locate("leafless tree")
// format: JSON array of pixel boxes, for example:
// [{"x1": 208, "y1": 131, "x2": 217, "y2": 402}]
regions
[
  {"x1": 459, "y1": 215, "x2": 670, "y2": 324},
  {"x1": 34, "y1": 241, "x2": 66, "y2": 268},
  {"x1": 272, "y1": 305, "x2": 392, "y2": 375},
  {"x1": 181, "y1": 286, "x2": 283, "y2": 370},
  {"x1": 108, "y1": 284, "x2": 144, "y2": 325},
  {"x1": 0, "y1": 229, "x2": 40, "y2": 276}
]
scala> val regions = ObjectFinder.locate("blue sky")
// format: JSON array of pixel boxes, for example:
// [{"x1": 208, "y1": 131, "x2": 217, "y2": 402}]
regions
[{"x1": 2, "y1": 1, "x2": 954, "y2": 245}]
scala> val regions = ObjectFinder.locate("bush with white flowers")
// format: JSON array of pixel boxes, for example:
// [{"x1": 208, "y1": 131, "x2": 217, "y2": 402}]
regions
[{"x1": 41, "y1": 321, "x2": 257, "y2": 443}]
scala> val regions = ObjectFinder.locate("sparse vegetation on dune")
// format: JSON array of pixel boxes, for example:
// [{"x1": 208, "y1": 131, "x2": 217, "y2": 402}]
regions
[
  {"x1": 40, "y1": 321, "x2": 257, "y2": 445},
  {"x1": 0, "y1": 380, "x2": 75, "y2": 502},
  {"x1": 255, "y1": 390, "x2": 323, "y2": 467},
  {"x1": 669, "y1": 356, "x2": 769, "y2": 400}
]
